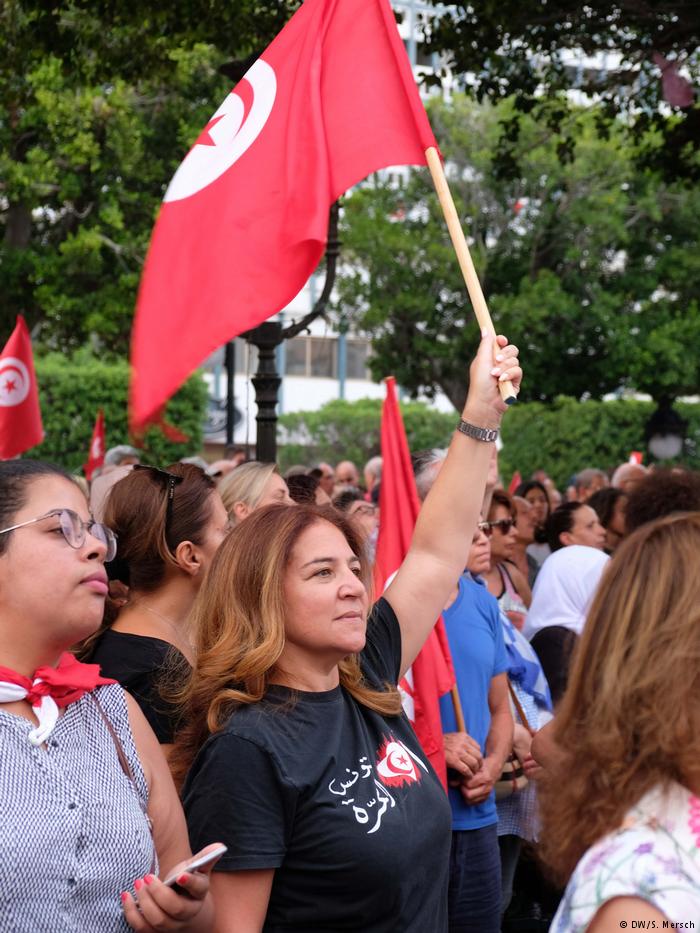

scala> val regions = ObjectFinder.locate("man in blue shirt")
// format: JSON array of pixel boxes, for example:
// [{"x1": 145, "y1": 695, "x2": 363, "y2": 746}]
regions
[{"x1": 416, "y1": 453, "x2": 513, "y2": 933}]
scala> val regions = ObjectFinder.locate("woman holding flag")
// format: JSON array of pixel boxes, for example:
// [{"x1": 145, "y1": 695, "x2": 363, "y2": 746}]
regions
[{"x1": 172, "y1": 332, "x2": 521, "y2": 932}]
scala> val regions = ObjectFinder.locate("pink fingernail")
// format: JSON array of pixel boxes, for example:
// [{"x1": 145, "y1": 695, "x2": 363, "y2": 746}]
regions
[
  {"x1": 177, "y1": 874, "x2": 188, "y2": 886},
  {"x1": 490, "y1": 367, "x2": 500, "y2": 376},
  {"x1": 481, "y1": 328, "x2": 489, "y2": 338},
  {"x1": 134, "y1": 878, "x2": 143, "y2": 891},
  {"x1": 496, "y1": 354, "x2": 504, "y2": 362},
  {"x1": 145, "y1": 874, "x2": 155, "y2": 885},
  {"x1": 120, "y1": 892, "x2": 128, "y2": 903}
]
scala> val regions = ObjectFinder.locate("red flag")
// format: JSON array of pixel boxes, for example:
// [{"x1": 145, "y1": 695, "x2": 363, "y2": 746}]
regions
[
  {"x1": 375, "y1": 377, "x2": 455, "y2": 789},
  {"x1": 84, "y1": 410, "x2": 105, "y2": 481},
  {"x1": 652, "y1": 52, "x2": 695, "y2": 109},
  {"x1": 0, "y1": 316, "x2": 43, "y2": 460},
  {"x1": 629, "y1": 451, "x2": 644, "y2": 465},
  {"x1": 508, "y1": 470, "x2": 522, "y2": 495},
  {"x1": 130, "y1": 0, "x2": 438, "y2": 430}
]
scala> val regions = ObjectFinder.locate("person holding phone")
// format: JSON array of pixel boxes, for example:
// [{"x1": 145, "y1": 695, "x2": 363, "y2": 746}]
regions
[
  {"x1": 0, "y1": 460, "x2": 220, "y2": 932},
  {"x1": 171, "y1": 333, "x2": 522, "y2": 932}
]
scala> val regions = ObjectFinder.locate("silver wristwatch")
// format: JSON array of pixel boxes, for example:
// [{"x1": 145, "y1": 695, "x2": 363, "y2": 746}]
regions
[{"x1": 456, "y1": 419, "x2": 499, "y2": 443}]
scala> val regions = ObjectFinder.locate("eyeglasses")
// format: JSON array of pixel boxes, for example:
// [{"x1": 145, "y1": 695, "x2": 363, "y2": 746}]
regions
[
  {"x1": 351, "y1": 504, "x2": 377, "y2": 518},
  {"x1": 0, "y1": 509, "x2": 117, "y2": 561},
  {"x1": 480, "y1": 518, "x2": 516, "y2": 536},
  {"x1": 133, "y1": 464, "x2": 184, "y2": 535}
]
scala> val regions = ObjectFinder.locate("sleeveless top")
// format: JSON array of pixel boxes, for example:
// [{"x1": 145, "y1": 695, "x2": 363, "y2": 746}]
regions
[{"x1": 0, "y1": 684, "x2": 156, "y2": 932}]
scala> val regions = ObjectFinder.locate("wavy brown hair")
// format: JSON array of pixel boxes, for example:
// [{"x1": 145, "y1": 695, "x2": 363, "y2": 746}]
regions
[
  {"x1": 538, "y1": 512, "x2": 700, "y2": 886},
  {"x1": 169, "y1": 503, "x2": 402, "y2": 788}
]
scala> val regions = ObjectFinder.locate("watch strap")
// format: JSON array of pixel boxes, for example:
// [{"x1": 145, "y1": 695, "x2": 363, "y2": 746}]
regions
[{"x1": 456, "y1": 419, "x2": 499, "y2": 443}]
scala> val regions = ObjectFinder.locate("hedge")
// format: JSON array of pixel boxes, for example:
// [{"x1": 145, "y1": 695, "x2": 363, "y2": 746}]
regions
[
  {"x1": 26, "y1": 351, "x2": 207, "y2": 473},
  {"x1": 279, "y1": 395, "x2": 700, "y2": 488},
  {"x1": 499, "y1": 396, "x2": 700, "y2": 489},
  {"x1": 278, "y1": 398, "x2": 456, "y2": 472}
]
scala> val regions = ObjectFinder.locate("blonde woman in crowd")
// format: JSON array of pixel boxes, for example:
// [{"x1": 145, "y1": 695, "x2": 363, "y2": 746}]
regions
[{"x1": 218, "y1": 461, "x2": 294, "y2": 524}]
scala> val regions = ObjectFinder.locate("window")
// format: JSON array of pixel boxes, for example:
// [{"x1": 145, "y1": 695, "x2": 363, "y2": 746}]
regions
[
  {"x1": 284, "y1": 338, "x2": 307, "y2": 376},
  {"x1": 283, "y1": 336, "x2": 339, "y2": 378},
  {"x1": 346, "y1": 340, "x2": 371, "y2": 379},
  {"x1": 310, "y1": 338, "x2": 337, "y2": 378}
]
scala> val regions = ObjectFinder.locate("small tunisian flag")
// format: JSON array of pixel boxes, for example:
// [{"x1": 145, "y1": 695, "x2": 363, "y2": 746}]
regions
[
  {"x1": 130, "y1": 0, "x2": 438, "y2": 430},
  {"x1": 0, "y1": 316, "x2": 43, "y2": 460},
  {"x1": 84, "y1": 410, "x2": 105, "y2": 481},
  {"x1": 374, "y1": 377, "x2": 455, "y2": 790}
]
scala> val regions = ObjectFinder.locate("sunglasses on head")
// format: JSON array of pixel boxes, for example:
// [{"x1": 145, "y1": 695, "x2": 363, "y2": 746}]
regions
[{"x1": 133, "y1": 464, "x2": 184, "y2": 534}]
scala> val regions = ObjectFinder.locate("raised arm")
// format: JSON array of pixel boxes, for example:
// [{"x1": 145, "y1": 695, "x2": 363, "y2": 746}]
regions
[{"x1": 384, "y1": 332, "x2": 521, "y2": 677}]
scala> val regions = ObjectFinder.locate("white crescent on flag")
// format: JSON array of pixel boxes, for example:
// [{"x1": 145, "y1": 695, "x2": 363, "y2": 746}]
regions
[
  {"x1": 0, "y1": 357, "x2": 31, "y2": 407},
  {"x1": 376, "y1": 738, "x2": 427, "y2": 787},
  {"x1": 164, "y1": 59, "x2": 277, "y2": 203}
]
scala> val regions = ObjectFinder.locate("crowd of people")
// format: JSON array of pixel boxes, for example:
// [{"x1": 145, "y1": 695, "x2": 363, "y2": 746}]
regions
[{"x1": 1, "y1": 333, "x2": 699, "y2": 931}]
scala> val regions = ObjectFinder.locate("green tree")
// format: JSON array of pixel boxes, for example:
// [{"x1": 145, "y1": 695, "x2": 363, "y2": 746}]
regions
[
  {"x1": 422, "y1": 0, "x2": 700, "y2": 182},
  {"x1": 335, "y1": 95, "x2": 700, "y2": 408},
  {"x1": 0, "y1": 0, "x2": 298, "y2": 350}
]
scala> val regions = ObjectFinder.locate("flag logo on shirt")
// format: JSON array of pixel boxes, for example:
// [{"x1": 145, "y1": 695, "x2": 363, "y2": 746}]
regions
[{"x1": 376, "y1": 737, "x2": 427, "y2": 787}]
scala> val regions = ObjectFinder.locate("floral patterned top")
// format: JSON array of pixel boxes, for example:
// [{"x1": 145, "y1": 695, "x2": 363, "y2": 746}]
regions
[{"x1": 551, "y1": 782, "x2": 700, "y2": 931}]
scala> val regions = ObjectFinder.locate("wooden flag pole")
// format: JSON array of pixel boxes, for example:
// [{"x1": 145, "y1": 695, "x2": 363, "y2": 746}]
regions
[
  {"x1": 450, "y1": 685, "x2": 466, "y2": 733},
  {"x1": 425, "y1": 146, "x2": 517, "y2": 406}
]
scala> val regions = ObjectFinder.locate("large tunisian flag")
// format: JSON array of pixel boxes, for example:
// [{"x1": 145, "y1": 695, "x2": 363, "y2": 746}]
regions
[
  {"x1": 374, "y1": 377, "x2": 455, "y2": 790},
  {"x1": 130, "y1": 0, "x2": 438, "y2": 429},
  {"x1": 0, "y1": 316, "x2": 44, "y2": 460}
]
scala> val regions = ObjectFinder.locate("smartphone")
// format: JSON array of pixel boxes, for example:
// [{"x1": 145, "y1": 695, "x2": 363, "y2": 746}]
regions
[{"x1": 163, "y1": 844, "x2": 228, "y2": 889}]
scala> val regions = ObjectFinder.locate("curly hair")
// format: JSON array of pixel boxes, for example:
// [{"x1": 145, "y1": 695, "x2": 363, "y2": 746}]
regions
[
  {"x1": 537, "y1": 512, "x2": 700, "y2": 886},
  {"x1": 169, "y1": 503, "x2": 402, "y2": 788},
  {"x1": 624, "y1": 467, "x2": 700, "y2": 533}
]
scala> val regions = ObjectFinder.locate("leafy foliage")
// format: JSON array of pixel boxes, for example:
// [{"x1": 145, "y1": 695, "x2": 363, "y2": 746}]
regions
[
  {"x1": 278, "y1": 398, "x2": 456, "y2": 472},
  {"x1": 28, "y1": 351, "x2": 207, "y2": 472},
  {"x1": 500, "y1": 396, "x2": 700, "y2": 489},
  {"x1": 336, "y1": 95, "x2": 700, "y2": 407},
  {"x1": 0, "y1": 0, "x2": 299, "y2": 350},
  {"x1": 280, "y1": 395, "x2": 700, "y2": 490},
  {"x1": 421, "y1": 0, "x2": 700, "y2": 182}
]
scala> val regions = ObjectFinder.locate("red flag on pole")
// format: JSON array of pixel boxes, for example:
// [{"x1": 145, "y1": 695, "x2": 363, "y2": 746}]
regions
[
  {"x1": 508, "y1": 470, "x2": 522, "y2": 495},
  {"x1": 130, "y1": 0, "x2": 438, "y2": 431},
  {"x1": 0, "y1": 316, "x2": 43, "y2": 460},
  {"x1": 84, "y1": 410, "x2": 106, "y2": 481},
  {"x1": 375, "y1": 377, "x2": 455, "y2": 790}
]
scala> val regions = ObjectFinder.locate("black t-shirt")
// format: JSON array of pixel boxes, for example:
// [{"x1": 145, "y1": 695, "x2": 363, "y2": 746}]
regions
[
  {"x1": 87, "y1": 630, "x2": 188, "y2": 743},
  {"x1": 182, "y1": 598, "x2": 452, "y2": 932}
]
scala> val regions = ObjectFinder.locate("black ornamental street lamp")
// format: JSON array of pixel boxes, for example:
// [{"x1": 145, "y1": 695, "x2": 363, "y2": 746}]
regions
[{"x1": 241, "y1": 201, "x2": 341, "y2": 462}]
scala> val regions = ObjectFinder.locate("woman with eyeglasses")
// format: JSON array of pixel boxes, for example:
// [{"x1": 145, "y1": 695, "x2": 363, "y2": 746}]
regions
[
  {"x1": 0, "y1": 460, "x2": 219, "y2": 931},
  {"x1": 82, "y1": 464, "x2": 230, "y2": 750},
  {"x1": 480, "y1": 490, "x2": 531, "y2": 631}
]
